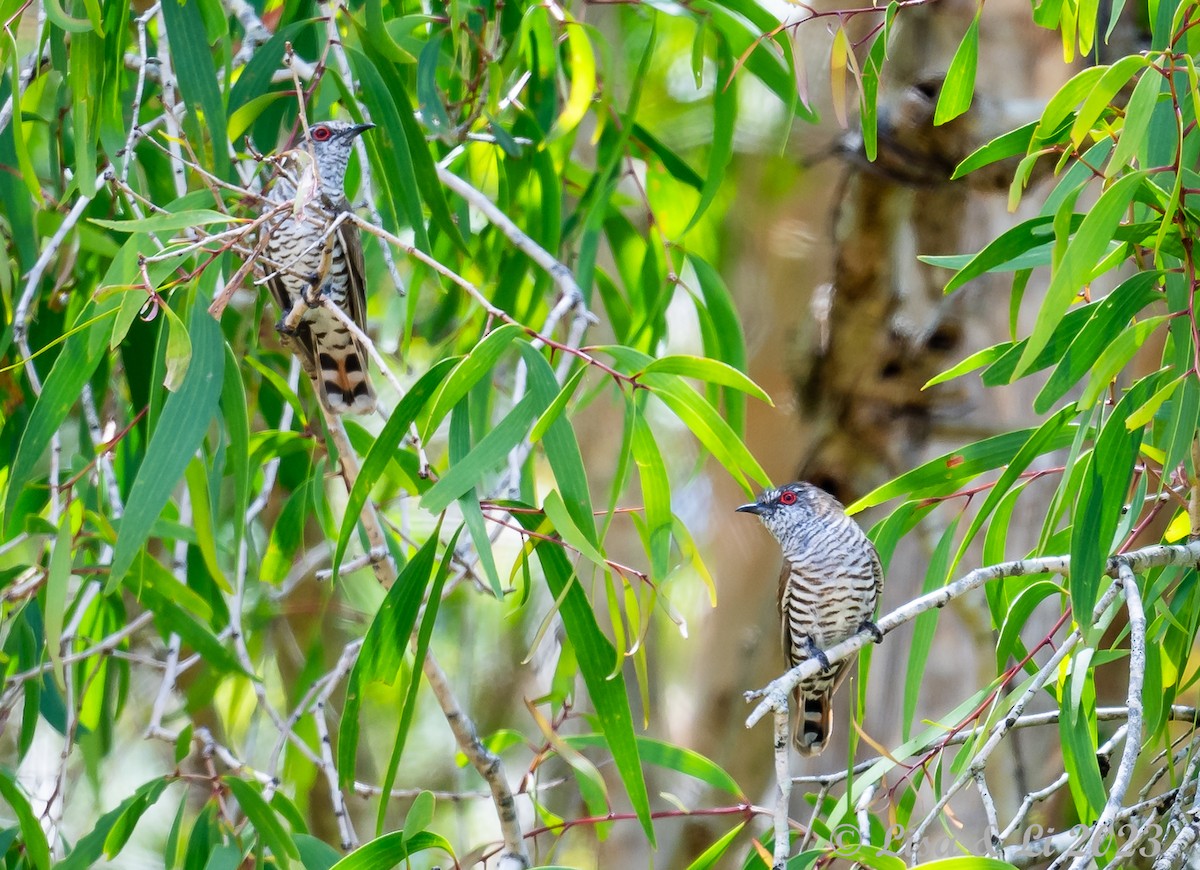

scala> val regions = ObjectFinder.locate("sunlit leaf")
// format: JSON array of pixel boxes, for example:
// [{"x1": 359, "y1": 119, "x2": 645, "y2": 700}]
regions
[
  {"x1": 934, "y1": 12, "x2": 980, "y2": 125},
  {"x1": 328, "y1": 831, "x2": 455, "y2": 869}
]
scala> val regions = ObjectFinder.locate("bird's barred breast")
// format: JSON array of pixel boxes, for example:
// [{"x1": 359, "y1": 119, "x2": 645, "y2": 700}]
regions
[
  {"x1": 265, "y1": 211, "x2": 352, "y2": 306},
  {"x1": 781, "y1": 517, "x2": 879, "y2": 652}
]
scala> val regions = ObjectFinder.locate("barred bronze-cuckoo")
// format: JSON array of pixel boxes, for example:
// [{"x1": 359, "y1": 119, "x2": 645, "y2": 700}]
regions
[
  {"x1": 262, "y1": 120, "x2": 376, "y2": 414},
  {"x1": 737, "y1": 483, "x2": 884, "y2": 756}
]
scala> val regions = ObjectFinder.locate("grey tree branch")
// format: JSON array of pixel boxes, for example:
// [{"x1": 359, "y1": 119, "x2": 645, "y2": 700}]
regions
[
  {"x1": 746, "y1": 541, "x2": 1200, "y2": 727},
  {"x1": 770, "y1": 708, "x2": 791, "y2": 868},
  {"x1": 750, "y1": 540, "x2": 1200, "y2": 866},
  {"x1": 1069, "y1": 562, "x2": 1146, "y2": 870}
]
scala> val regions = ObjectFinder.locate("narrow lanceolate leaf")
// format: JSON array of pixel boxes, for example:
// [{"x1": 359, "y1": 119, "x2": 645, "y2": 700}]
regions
[
  {"x1": 55, "y1": 778, "x2": 168, "y2": 869},
  {"x1": 344, "y1": 46, "x2": 431, "y2": 253},
  {"x1": 1107, "y1": 66, "x2": 1162, "y2": 177},
  {"x1": 158, "y1": 0, "x2": 229, "y2": 177},
  {"x1": 4, "y1": 297, "x2": 118, "y2": 534},
  {"x1": 0, "y1": 769, "x2": 50, "y2": 870},
  {"x1": 922, "y1": 343, "x2": 1010, "y2": 389},
  {"x1": 934, "y1": 12, "x2": 980, "y2": 125},
  {"x1": 953, "y1": 121, "x2": 1039, "y2": 180},
  {"x1": 448, "y1": 403, "x2": 501, "y2": 598},
  {"x1": 221, "y1": 343, "x2": 251, "y2": 562},
  {"x1": 107, "y1": 299, "x2": 224, "y2": 591},
  {"x1": 631, "y1": 408, "x2": 672, "y2": 584},
  {"x1": 423, "y1": 323, "x2": 526, "y2": 439},
  {"x1": 551, "y1": 17, "x2": 597, "y2": 139},
  {"x1": 333, "y1": 360, "x2": 454, "y2": 579},
  {"x1": 1076, "y1": 316, "x2": 1170, "y2": 409},
  {"x1": 348, "y1": 43, "x2": 464, "y2": 252},
  {"x1": 828, "y1": 25, "x2": 851, "y2": 129},
  {"x1": 642, "y1": 371, "x2": 768, "y2": 491},
  {"x1": 514, "y1": 513, "x2": 655, "y2": 844},
  {"x1": 542, "y1": 489, "x2": 608, "y2": 572},
  {"x1": 685, "y1": 36, "x2": 735, "y2": 231},
  {"x1": 156, "y1": 302, "x2": 193, "y2": 391},
  {"x1": 1033, "y1": 271, "x2": 1163, "y2": 412},
  {"x1": 519, "y1": 343, "x2": 598, "y2": 544},
  {"x1": 1016, "y1": 171, "x2": 1147, "y2": 376},
  {"x1": 90, "y1": 211, "x2": 244, "y2": 233},
  {"x1": 420, "y1": 392, "x2": 544, "y2": 514},
  {"x1": 402, "y1": 791, "x2": 436, "y2": 843},
  {"x1": 328, "y1": 831, "x2": 455, "y2": 870},
  {"x1": 940, "y1": 214, "x2": 1063, "y2": 294},
  {"x1": 223, "y1": 778, "x2": 299, "y2": 868},
  {"x1": 1033, "y1": 66, "x2": 1107, "y2": 144},
  {"x1": 849, "y1": 425, "x2": 1077, "y2": 511},
  {"x1": 338, "y1": 525, "x2": 444, "y2": 788},
  {"x1": 563, "y1": 734, "x2": 744, "y2": 797},
  {"x1": 1068, "y1": 55, "x2": 1149, "y2": 148},
  {"x1": 6, "y1": 39, "x2": 41, "y2": 205},
  {"x1": 1059, "y1": 664, "x2": 1105, "y2": 821},
  {"x1": 1070, "y1": 375, "x2": 1157, "y2": 633},
  {"x1": 996, "y1": 580, "x2": 1063, "y2": 673},
  {"x1": 902, "y1": 520, "x2": 958, "y2": 740},
  {"x1": 688, "y1": 255, "x2": 751, "y2": 433},
  {"x1": 639, "y1": 355, "x2": 772, "y2": 404},
  {"x1": 601, "y1": 345, "x2": 770, "y2": 492},
  {"x1": 858, "y1": 5, "x2": 897, "y2": 162}
]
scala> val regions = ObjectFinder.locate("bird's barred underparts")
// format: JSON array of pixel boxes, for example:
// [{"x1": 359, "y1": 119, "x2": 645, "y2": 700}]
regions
[{"x1": 737, "y1": 483, "x2": 884, "y2": 756}]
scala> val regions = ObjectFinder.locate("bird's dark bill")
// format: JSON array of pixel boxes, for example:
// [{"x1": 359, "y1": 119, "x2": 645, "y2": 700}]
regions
[{"x1": 735, "y1": 502, "x2": 765, "y2": 515}]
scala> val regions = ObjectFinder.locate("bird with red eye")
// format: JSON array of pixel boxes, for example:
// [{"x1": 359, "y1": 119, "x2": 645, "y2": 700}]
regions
[
  {"x1": 736, "y1": 481, "x2": 884, "y2": 756},
  {"x1": 258, "y1": 118, "x2": 379, "y2": 415}
]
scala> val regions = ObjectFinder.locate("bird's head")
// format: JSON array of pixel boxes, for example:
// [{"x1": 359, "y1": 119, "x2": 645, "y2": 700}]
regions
[
  {"x1": 736, "y1": 482, "x2": 834, "y2": 541},
  {"x1": 302, "y1": 121, "x2": 374, "y2": 197}
]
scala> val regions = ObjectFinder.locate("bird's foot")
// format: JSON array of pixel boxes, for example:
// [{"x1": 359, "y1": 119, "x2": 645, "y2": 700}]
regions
[
  {"x1": 303, "y1": 275, "x2": 326, "y2": 308},
  {"x1": 802, "y1": 636, "x2": 832, "y2": 673},
  {"x1": 275, "y1": 316, "x2": 298, "y2": 337},
  {"x1": 858, "y1": 619, "x2": 884, "y2": 643}
]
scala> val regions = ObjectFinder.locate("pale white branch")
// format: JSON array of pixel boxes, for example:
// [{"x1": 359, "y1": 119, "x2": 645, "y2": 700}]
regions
[{"x1": 1069, "y1": 562, "x2": 1146, "y2": 870}]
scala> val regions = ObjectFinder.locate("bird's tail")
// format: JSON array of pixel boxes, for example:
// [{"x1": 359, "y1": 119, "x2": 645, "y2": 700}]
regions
[
  {"x1": 316, "y1": 340, "x2": 376, "y2": 415},
  {"x1": 302, "y1": 316, "x2": 376, "y2": 415},
  {"x1": 793, "y1": 688, "x2": 832, "y2": 756}
]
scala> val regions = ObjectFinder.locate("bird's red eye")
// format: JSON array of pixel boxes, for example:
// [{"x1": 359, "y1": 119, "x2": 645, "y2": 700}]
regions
[
  {"x1": 779, "y1": 490, "x2": 798, "y2": 505},
  {"x1": 312, "y1": 126, "x2": 332, "y2": 141}
]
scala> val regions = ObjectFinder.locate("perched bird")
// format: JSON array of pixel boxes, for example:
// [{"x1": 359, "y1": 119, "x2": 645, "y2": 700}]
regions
[
  {"x1": 737, "y1": 482, "x2": 884, "y2": 756},
  {"x1": 261, "y1": 120, "x2": 376, "y2": 414}
]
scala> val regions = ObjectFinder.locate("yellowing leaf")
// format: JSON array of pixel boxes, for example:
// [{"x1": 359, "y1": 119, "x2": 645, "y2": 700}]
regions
[
  {"x1": 551, "y1": 22, "x2": 596, "y2": 139},
  {"x1": 829, "y1": 26, "x2": 850, "y2": 129},
  {"x1": 161, "y1": 305, "x2": 193, "y2": 392},
  {"x1": 1165, "y1": 509, "x2": 1191, "y2": 543}
]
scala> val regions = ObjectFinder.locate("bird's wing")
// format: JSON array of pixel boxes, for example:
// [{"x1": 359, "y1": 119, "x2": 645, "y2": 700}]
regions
[
  {"x1": 335, "y1": 208, "x2": 370, "y2": 340},
  {"x1": 869, "y1": 540, "x2": 885, "y2": 600},
  {"x1": 777, "y1": 559, "x2": 799, "y2": 669}
]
